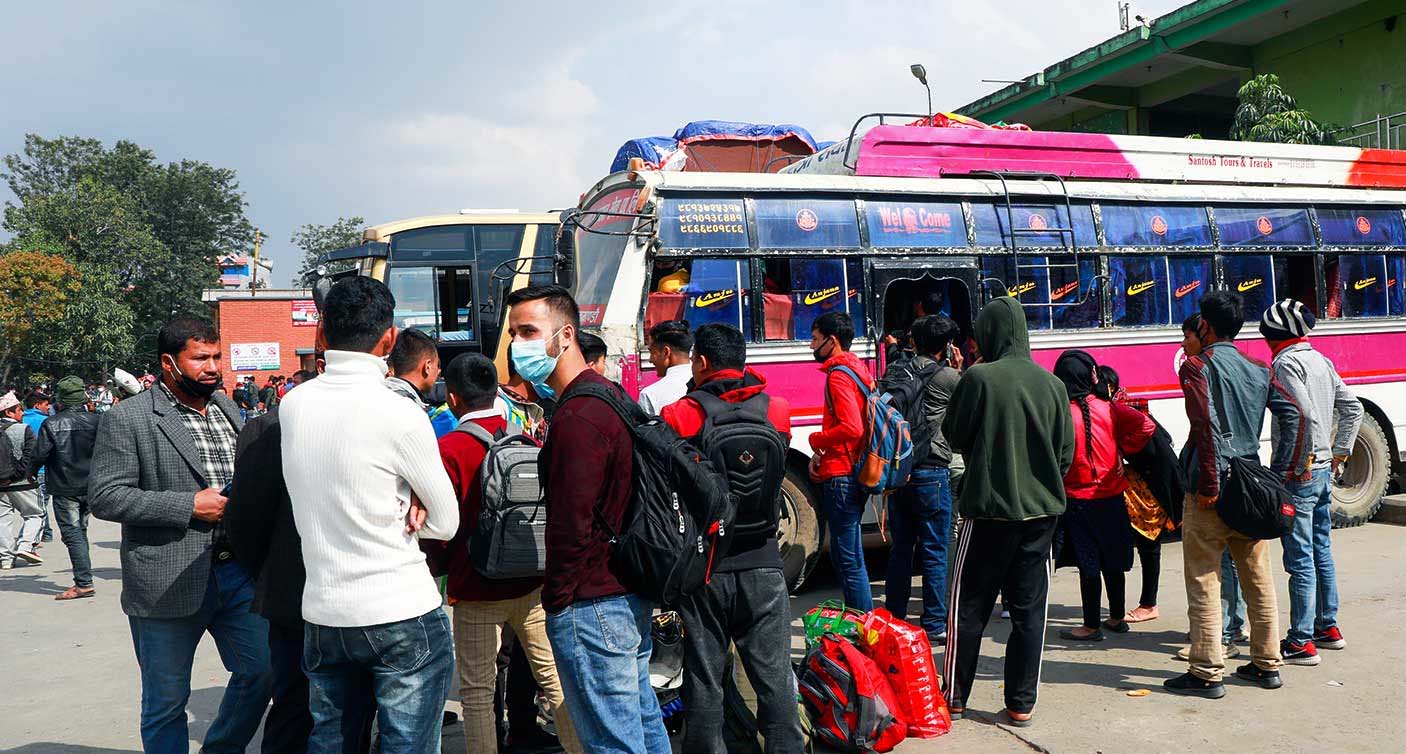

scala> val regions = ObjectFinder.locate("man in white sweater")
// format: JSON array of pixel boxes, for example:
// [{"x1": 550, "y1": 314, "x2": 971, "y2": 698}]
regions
[{"x1": 280, "y1": 276, "x2": 460, "y2": 754}]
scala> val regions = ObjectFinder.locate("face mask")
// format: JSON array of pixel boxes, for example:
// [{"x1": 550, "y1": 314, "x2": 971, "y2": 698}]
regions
[
  {"x1": 167, "y1": 358, "x2": 221, "y2": 399},
  {"x1": 812, "y1": 338, "x2": 832, "y2": 364},
  {"x1": 511, "y1": 327, "x2": 564, "y2": 387},
  {"x1": 533, "y1": 381, "x2": 557, "y2": 400}
]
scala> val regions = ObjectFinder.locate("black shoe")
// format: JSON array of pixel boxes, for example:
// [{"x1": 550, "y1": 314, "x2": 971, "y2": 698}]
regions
[
  {"x1": 1234, "y1": 663, "x2": 1283, "y2": 689},
  {"x1": 1102, "y1": 619, "x2": 1131, "y2": 634},
  {"x1": 1163, "y1": 671, "x2": 1226, "y2": 699},
  {"x1": 1059, "y1": 627, "x2": 1105, "y2": 642}
]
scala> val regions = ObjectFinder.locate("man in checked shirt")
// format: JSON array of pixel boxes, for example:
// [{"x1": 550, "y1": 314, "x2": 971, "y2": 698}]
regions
[{"x1": 91, "y1": 317, "x2": 272, "y2": 754}]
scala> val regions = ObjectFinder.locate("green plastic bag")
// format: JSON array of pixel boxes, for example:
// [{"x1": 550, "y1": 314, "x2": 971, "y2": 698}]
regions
[{"x1": 802, "y1": 600, "x2": 865, "y2": 648}]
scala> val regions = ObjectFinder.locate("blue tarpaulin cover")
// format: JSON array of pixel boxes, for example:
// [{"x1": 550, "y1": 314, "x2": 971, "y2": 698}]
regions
[
  {"x1": 610, "y1": 121, "x2": 820, "y2": 173},
  {"x1": 609, "y1": 137, "x2": 679, "y2": 173}
]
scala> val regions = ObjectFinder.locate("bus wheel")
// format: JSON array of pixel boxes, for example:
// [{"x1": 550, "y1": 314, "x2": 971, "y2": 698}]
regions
[
  {"x1": 778, "y1": 469, "x2": 823, "y2": 593},
  {"x1": 1331, "y1": 412, "x2": 1392, "y2": 528}
]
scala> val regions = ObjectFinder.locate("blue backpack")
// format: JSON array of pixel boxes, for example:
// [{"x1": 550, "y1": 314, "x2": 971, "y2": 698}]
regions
[{"x1": 828, "y1": 365, "x2": 914, "y2": 494}]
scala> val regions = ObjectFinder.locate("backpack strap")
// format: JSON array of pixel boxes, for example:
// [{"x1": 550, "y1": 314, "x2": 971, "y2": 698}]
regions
[
  {"x1": 828, "y1": 365, "x2": 874, "y2": 398},
  {"x1": 454, "y1": 420, "x2": 496, "y2": 448},
  {"x1": 555, "y1": 379, "x2": 644, "y2": 543}
]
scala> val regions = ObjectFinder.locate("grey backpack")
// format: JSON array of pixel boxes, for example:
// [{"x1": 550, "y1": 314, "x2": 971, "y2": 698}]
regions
[{"x1": 458, "y1": 422, "x2": 547, "y2": 580}]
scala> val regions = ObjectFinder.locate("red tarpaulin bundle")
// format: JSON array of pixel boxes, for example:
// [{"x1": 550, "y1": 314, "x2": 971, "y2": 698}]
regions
[{"x1": 859, "y1": 608, "x2": 952, "y2": 738}]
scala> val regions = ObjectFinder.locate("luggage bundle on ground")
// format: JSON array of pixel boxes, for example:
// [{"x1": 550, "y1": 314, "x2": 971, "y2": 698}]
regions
[{"x1": 796, "y1": 604, "x2": 952, "y2": 752}]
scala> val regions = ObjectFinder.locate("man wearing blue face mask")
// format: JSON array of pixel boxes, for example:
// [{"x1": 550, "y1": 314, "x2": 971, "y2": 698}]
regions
[{"x1": 505, "y1": 284, "x2": 671, "y2": 754}]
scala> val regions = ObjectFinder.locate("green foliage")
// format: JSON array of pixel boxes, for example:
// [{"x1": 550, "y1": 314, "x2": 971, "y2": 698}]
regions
[
  {"x1": 1, "y1": 134, "x2": 256, "y2": 370},
  {"x1": 292, "y1": 216, "x2": 365, "y2": 286},
  {"x1": 1231, "y1": 74, "x2": 1333, "y2": 145}
]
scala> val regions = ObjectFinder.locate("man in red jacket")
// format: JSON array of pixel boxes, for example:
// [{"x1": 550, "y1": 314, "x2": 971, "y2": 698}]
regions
[
  {"x1": 505, "y1": 284, "x2": 670, "y2": 754},
  {"x1": 423, "y1": 352, "x2": 582, "y2": 754},
  {"x1": 659, "y1": 324, "x2": 804, "y2": 754},
  {"x1": 807, "y1": 310, "x2": 875, "y2": 610}
]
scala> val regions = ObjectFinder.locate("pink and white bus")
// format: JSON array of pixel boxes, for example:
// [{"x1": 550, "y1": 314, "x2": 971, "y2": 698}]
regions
[{"x1": 564, "y1": 119, "x2": 1406, "y2": 590}]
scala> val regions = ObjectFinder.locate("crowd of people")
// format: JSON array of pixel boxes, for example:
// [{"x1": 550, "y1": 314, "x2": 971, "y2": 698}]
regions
[{"x1": 0, "y1": 271, "x2": 1368, "y2": 754}]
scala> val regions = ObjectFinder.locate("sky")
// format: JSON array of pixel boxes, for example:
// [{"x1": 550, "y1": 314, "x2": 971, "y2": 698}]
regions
[{"x1": 2, "y1": 0, "x2": 1188, "y2": 286}]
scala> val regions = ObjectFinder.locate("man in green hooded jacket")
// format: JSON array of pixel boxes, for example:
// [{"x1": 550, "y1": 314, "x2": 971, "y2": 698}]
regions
[{"x1": 941, "y1": 296, "x2": 1074, "y2": 727}]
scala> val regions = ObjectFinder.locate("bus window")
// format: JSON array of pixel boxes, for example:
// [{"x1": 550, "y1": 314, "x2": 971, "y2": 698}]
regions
[
  {"x1": 387, "y1": 266, "x2": 438, "y2": 333},
  {"x1": 1215, "y1": 207, "x2": 1314, "y2": 248},
  {"x1": 865, "y1": 200, "x2": 967, "y2": 248},
  {"x1": 1338, "y1": 254, "x2": 1390, "y2": 318},
  {"x1": 754, "y1": 198, "x2": 860, "y2": 249},
  {"x1": 1391, "y1": 255, "x2": 1406, "y2": 316},
  {"x1": 1273, "y1": 256, "x2": 1319, "y2": 314},
  {"x1": 475, "y1": 225, "x2": 527, "y2": 354},
  {"x1": 681, "y1": 259, "x2": 751, "y2": 333},
  {"x1": 1168, "y1": 256, "x2": 1212, "y2": 323},
  {"x1": 762, "y1": 258, "x2": 865, "y2": 341},
  {"x1": 437, "y1": 268, "x2": 475, "y2": 342},
  {"x1": 1221, "y1": 254, "x2": 1276, "y2": 320},
  {"x1": 1102, "y1": 204, "x2": 1212, "y2": 247},
  {"x1": 658, "y1": 198, "x2": 749, "y2": 249},
  {"x1": 1109, "y1": 256, "x2": 1170, "y2": 327},
  {"x1": 972, "y1": 202, "x2": 1097, "y2": 248},
  {"x1": 575, "y1": 187, "x2": 641, "y2": 327},
  {"x1": 981, "y1": 255, "x2": 1097, "y2": 331},
  {"x1": 1318, "y1": 208, "x2": 1406, "y2": 246},
  {"x1": 391, "y1": 226, "x2": 470, "y2": 264}
]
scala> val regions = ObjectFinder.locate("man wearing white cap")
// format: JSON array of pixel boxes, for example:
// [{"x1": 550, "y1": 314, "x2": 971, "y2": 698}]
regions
[
  {"x1": 0, "y1": 390, "x2": 44, "y2": 569},
  {"x1": 1260, "y1": 299, "x2": 1363, "y2": 667}
]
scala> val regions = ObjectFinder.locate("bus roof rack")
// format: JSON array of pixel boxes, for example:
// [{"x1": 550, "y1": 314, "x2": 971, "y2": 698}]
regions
[{"x1": 782, "y1": 122, "x2": 1406, "y2": 189}]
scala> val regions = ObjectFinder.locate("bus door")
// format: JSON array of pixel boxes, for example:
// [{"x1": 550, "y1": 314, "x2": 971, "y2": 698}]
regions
[{"x1": 868, "y1": 257, "x2": 979, "y2": 372}]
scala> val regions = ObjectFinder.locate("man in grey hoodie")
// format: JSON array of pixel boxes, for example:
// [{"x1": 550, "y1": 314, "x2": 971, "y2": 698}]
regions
[{"x1": 1260, "y1": 299, "x2": 1362, "y2": 666}]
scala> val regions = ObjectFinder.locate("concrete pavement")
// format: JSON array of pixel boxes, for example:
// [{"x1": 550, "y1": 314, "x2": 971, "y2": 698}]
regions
[{"x1": 3, "y1": 517, "x2": 1404, "y2": 753}]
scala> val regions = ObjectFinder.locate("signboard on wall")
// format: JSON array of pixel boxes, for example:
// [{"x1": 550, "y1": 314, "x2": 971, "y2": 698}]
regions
[
  {"x1": 291, "y1": 300, "x2": 319, "y2": 327},
  {"x1": 231, "y1": 342, "x2": 281, "y2": 371}
]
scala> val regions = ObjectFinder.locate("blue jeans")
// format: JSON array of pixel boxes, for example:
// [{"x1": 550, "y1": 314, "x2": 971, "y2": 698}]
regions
[
  {"x1": 53, "y1": 495, "x2": 92, "y2": 588},
  {"x1": 127, "y1": 559, "x2": 273, "y2": 754},
  {"x1": 823, "y1": 476, "x2": 873, "y2": 611},
  {"x1": 884, "y1": 466, "x2": 952, "y2": 635},
  {"x1": 1222, "y1": 551, "x2": 1246, "y2": 643},
  {"x1": 1282, "y1": 469, "x2": 1339, "y2": 644},
  {"x1": 546, "y1": 595, "x2": 670, "y2": 754},
  {"x1": 305, "y1": 607, "x2": 455, "y2": 754}
]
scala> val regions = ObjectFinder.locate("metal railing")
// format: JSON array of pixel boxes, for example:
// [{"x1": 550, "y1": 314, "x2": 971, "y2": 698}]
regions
[{"x1": 1333, "y1": 112, "x2": 1406, "y2": 150}]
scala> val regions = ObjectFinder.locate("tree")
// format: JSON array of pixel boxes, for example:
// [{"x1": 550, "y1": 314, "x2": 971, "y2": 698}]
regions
[
  {"x1": 291, "y1": 216, "x2": 365, "y2": 286},
  {"x1": 0, "y1": 250, "x2": 82, "y2": 384},
  {"x1": 1231, "y1": 74, "x2": 1334, "y2": 145}
]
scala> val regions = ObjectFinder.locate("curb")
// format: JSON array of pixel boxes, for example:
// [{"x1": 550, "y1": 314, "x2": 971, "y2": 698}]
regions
[{"x1": 1374, "y1": 494, "x2": 1406, "y2": 526}]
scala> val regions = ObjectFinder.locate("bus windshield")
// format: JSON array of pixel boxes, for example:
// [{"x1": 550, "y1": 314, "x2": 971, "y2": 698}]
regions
[{"x1": 574, "y1": 187, "x2": 641, "y2": 327}]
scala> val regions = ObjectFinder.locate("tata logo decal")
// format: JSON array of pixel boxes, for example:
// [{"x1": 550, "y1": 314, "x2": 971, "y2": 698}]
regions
[
  {"x1": 1354, "y1": 277, "x2": 1379, "y2": 291},
  {"x1": 1126, "y1": 280, "x2": 1156, "y2": 296},
  {"x1": 796, "y1": 208, "x2": 819, "y2": 232},
  {"x1": 1028, "y1": 214, "x2": 1049, "y2": 231},
  {"x1": 1175, "y1": 280, "x2": 1202, "y2": 299},
  {"x1": 1051, "y1": 281, "x2": 1078, "y2": 301},
  {"x1": 694, "y1": 290, "x2": 736, "y2": 308},
  {"x1": 1256, "y1": 216, "x2": 1274, "y2": 236},
  {"x1": 1150, "y1": 215, "x2": 1168, "y2": 236},
  {"x1": 1010, "y1": 281, "x2": 1037, "y2": 297},
  {"x1": 1357, "y1": 215, "x2": 1373, "y2": 235},
  {"x1": 1237, "y1": 278, "x2": 1264, "y2": 293},
  {"x1": 803, "y1": 287, "x2": 841, "y2": 306}
]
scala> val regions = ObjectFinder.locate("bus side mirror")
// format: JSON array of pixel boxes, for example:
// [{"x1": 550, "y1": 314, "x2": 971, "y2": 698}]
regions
[
  {"x1": 312, "y1": 276, "x2": 334, "y2": 312},
  {"x1": 555, "y1": 219, "x2": 577, "y2": 291}
]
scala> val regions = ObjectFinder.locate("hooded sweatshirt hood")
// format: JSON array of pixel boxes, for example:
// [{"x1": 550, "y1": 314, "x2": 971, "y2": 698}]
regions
[{"x1": 974, "y1": 296, "x2": 1031, "y2": 363}]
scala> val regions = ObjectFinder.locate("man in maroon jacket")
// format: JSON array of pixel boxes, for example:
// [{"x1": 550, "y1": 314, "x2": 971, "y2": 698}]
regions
[
  {"x1": 504, "y1": 285, "x2": 670, "y2": 754},
  {"x1": 659, "y1": 323, "x2": 804, "y2": 754},
  {"x1": 423, "y1": 352, "x2": 582, "y2": 754}
]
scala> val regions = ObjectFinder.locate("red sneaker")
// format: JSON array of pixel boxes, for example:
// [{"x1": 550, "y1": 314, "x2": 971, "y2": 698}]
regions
[
  {"x1": 1313, "y1": 626, "x2": 1346, "y2": 650},
  {"x1": 1282, "y1": 639, "x2": 1320, "y2": 666}
]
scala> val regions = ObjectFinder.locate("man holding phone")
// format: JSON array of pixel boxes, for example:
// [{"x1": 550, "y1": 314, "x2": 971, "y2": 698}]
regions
[{"x1": 90, "y1": 317, "x2": 273, "y2": 754}]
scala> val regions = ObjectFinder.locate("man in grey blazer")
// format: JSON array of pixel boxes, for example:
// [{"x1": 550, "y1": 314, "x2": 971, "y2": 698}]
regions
[{"x1": 91, "y1": 317, "x2": 273, "y2": 754}]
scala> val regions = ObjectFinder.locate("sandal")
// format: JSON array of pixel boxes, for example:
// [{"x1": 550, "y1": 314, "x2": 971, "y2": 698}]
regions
[
  {"x1": 1125, "y1": 605, "x2": 1159, "y2": 623},
  {"x1": 1059, "y1": 627, "x2": 1105, "y2": 642},
  {"x1": 1102, "y1": 619, "x2": 1131, "y2": 634},
  {"x1": 948, "y1": 706, "x2": 964, "y2": 721},
  {"x1": 55, "y1": 586, "x2": 95, "y2": 601}
]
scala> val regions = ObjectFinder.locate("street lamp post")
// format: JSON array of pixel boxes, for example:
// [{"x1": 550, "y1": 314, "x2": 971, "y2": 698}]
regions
[{"x1": 910, "y1": 63, "x2": 933, "y2": 124}]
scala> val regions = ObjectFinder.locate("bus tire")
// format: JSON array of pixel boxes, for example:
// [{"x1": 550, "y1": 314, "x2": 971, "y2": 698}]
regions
[
  {"x1": 1331, "y1": 412, "x2": 1392, "y2": 528},
  {"x1": 778, "y1": 469, "x2": 824, "y2": 593}
]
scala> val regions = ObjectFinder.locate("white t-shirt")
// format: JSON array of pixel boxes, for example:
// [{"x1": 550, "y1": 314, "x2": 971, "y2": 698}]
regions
[{"x1": 638, "y1": 363, "x2": 693, "y2": 415}]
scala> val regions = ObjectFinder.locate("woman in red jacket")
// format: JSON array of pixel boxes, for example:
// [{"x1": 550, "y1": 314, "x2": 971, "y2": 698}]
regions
[{"x1": 1053, "y1": 350, "x2": 1156, "y2": 642}]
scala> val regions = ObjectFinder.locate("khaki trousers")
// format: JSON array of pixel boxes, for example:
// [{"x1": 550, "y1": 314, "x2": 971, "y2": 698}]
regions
[
  {"x1": 1181, "y1": 495, "x2": 1283, "y2": 681},
  {"x1": 452, "y1": 589, "x2": 581, "y2": 754}
]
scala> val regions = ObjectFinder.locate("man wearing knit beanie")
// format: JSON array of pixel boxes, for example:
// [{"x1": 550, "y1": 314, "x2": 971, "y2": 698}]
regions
[
  {"x1": 33, "y1": 376, "x2": 103, "y2": 598},
  {"x1": 1260, "y1": 299, "x2": 1364, "y2": 667}
]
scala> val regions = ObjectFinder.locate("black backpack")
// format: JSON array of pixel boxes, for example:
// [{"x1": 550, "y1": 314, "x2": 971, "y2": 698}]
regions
[
  {"x1": 559, "y1": 380, "x2": 736, "y2": 605},
  {"x1": 687, "y1": 390, "x2": 788, "y2": 544},
  {"x1": 457, "y1": 422, "x2": 547, "y2": 580},
  {"x1": 877, "y1": 356, "x2": 940, "y2": 468}
]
